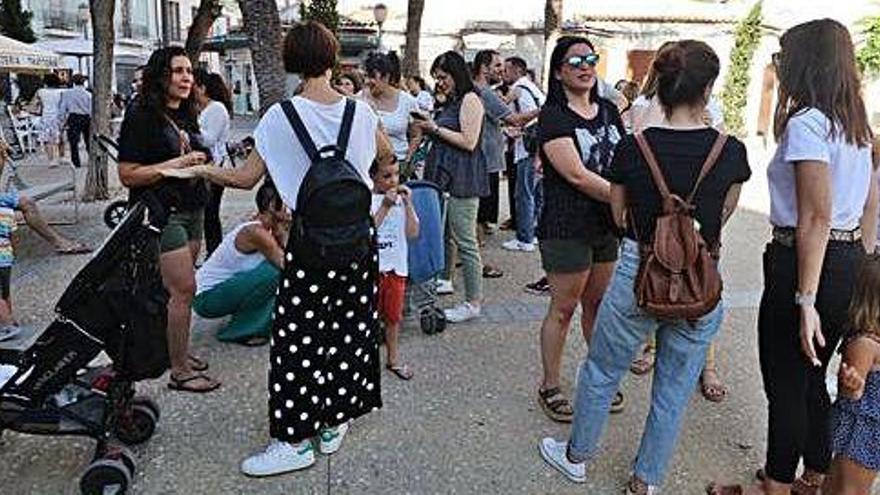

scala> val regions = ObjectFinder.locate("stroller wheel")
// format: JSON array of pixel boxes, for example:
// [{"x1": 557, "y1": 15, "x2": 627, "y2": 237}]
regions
[
  {"x1": 103, "y1": 200, "x2": 129, "y2": 229},
  {"x1": 115, "y1": 403, "x2": 158, "y2": 445},
  {"x1": 131, "y1": 396, "x2": 160, "y2": 421},
  {"x1": 419, "y1": 309, "x2": 446, "y2": 335},
  {"x1": 80, "y1": 458, "x2": 132, "y2": 495}
]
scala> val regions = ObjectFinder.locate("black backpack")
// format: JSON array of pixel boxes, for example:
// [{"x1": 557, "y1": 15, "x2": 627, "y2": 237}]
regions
[{"x1": 281, "y1": 98, "x2": 373, "y2": 269}]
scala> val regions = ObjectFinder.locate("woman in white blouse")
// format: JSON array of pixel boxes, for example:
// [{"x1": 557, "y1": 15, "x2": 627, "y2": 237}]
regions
[{"x1": 193, "y1": 69, "x2": 232, "y2": 257}]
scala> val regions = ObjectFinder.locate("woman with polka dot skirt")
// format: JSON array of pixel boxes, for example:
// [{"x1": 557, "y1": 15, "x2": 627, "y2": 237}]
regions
[{"x1": 193, "y1": 21, "x2": 395, "y2": 477}]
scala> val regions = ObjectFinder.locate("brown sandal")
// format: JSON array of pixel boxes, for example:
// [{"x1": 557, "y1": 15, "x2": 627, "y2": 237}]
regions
[
  {"x1": 755, "y1": 468, "x2": 821, "y2": 495},
  {"x1": 188, "y1": 354, "x2": 209, "y2": 372},
  {"x1": 706, "y1": 483, "x2": 744, "y2": 495},
  {"x1": 167, "y1": 373, "x2": 220, "y2": 393},
  {"x1": 630, "y1": 344, "x2": 656, "y2": 375},
  {"x1": 538, "y1": 387, "x2": 573, "y2": 423},
  {"x1": 700, "y1": 367, "x2": 728, "y2": 402}
]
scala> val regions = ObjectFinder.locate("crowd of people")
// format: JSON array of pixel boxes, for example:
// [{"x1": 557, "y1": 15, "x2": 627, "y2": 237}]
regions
[{"x1": 97, "y1": 15, "x2": 880, "y2": 494}]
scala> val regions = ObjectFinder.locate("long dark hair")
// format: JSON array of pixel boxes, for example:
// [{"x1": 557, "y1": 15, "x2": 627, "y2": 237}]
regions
[
  {"x1": 430, "y1": 51, "x2": 474, "y2": 102},
  {"x1": 195, "y1": 68, "x2": 233, "y2": 114},
  {"x1": 774, "y1": 19, "x2": 871, "y2": 147},
  {"x1": 546, "y1": 36, "x2": 599, "y2": 107},
  {"x1": 139, "y1": 46, "x2": 199, "y2": 129}
]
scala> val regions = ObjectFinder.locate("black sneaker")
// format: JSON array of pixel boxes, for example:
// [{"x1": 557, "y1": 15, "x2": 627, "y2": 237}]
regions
[{"x1": 524, "y1": 276, "x2": 550, "y2": 295}]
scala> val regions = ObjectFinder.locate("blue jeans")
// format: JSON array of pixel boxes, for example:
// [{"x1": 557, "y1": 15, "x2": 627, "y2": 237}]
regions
[
  {"x1": 568, "y1": 239, "x2": 724, "y2": 486},
  {"x1": 515, "y1": 156, "x2": 536, "y2": 243}
]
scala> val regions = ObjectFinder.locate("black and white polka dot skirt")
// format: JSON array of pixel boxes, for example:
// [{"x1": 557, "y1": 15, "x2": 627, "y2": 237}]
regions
[{"x1": 268, "y1": 247, "x2": 382, "y2": 444}]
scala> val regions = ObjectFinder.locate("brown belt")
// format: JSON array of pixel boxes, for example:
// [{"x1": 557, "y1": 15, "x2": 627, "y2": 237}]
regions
[{"x1": 772, "y1": 226, "x2": 862, "y2": 248}]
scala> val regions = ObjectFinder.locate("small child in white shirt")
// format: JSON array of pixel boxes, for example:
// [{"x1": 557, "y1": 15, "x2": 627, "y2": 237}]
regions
[{"x1": 370, "y1": 160, "x2": 419, "y2": 380}]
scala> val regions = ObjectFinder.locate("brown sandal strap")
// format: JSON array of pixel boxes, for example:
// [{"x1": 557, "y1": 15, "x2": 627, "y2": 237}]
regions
[{"x1": 539, "y1": 388, "x2": 573, "y2": 414}]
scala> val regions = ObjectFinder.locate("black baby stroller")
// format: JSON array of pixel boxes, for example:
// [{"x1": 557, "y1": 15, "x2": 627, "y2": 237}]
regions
[{"x1": 0, "y1": 197, "x2": 170, "y2": 494}]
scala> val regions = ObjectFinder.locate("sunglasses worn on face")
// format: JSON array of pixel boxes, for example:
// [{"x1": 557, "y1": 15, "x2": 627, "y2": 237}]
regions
[{"x1": 565, "y1": 54, "x2": 600, "y2": 69}]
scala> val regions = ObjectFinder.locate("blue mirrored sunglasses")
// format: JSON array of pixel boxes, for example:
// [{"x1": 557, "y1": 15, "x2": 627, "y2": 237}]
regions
[{"x1": 565, "y1": 54, "x2": 600, "y2": 69}]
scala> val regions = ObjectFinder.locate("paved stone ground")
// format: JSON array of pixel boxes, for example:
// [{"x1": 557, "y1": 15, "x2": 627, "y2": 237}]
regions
[{"x1": 1, "y1": 138, "x2": 877, "y2": 495}]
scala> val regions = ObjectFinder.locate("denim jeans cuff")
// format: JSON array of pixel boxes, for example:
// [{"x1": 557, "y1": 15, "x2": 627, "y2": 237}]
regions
[{"x1": 566, "y1": 442, "x2": 593, "y2": 464}]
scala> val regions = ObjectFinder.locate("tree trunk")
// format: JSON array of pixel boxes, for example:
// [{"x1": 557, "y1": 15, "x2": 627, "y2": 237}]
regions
[
  {"x1": 401, "y1": 0, "x2": 425, "y2": 78},
  {"x1": 185, "y1": 0, "x2": 222, "y2": 64},
  {"x1": 542, "y1": 0, "x2": 563, "y2": 90},
  {"x1": 83, "y1": 0, "x2": 115, "y2": 202},
  {"x1": 238, "y1": 0, "x2": 286, "y2": 114}
]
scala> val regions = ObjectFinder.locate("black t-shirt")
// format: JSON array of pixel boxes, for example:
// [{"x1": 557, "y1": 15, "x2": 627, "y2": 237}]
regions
[
  {"x1": 537, "y1": 99, "x2": 625, "y2": 240},
  {"x1": 607, "y1": 127, "x2": 752, "y2": 246},
  {"x1": 117, "y1": 104, "x2": 210, "y2": 211}
]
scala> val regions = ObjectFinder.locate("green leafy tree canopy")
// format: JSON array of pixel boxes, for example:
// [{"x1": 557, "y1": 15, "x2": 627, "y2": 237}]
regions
[
  {"x1": 721, "y1": 1, "x2": 762, "y2": 137},
  {"x1": 0, "y1": 0, "x2": 36, "y2": 43},
  {"x1": 299, "y1": 0, "x2": 339, "y2": 35},
  {"x1": 857, "y1": 16, "x2": 880, "y2": 80}
]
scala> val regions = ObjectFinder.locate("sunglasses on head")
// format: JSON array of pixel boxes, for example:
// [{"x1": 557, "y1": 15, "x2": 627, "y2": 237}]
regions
[{"x1": 565, "y1": 53, "x2": 600, "y2": 69}]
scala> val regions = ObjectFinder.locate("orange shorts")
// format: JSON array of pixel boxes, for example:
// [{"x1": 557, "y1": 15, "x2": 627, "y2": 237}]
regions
[{"x1": 377, "y1": 272, "x2": 407, "y2": 325}]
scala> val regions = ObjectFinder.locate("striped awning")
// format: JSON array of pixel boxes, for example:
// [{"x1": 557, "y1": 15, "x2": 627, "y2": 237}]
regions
[{"x1": 0, "y1": 35, "x2": 61, "y2": 73}]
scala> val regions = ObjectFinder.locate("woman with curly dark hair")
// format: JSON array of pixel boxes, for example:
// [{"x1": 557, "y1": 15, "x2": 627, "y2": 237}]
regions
[{"x1": 117, "y1": 46, "x2": 219, "y2": 393}]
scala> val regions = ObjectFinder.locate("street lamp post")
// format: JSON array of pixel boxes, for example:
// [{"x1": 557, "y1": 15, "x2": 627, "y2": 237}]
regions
[{"x1": 373, "y1": 3, "x2": 388, "y2": 53}]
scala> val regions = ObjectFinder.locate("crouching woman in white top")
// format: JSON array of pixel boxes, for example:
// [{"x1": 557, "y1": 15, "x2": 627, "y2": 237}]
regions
[{"x1": 193, "y1": 180, "x2": 288, "y2": 346}]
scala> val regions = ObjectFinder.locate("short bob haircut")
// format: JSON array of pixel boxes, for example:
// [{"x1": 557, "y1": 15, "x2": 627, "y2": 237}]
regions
[
  {"x1": 283, "y1": 21, "x2": 340, "y2": 79},
  {"x1": 429, "y1": 51, "x2": 474, "y2": 101}
]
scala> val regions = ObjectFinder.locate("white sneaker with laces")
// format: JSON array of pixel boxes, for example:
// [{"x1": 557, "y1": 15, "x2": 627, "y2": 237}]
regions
[
  {"x1": 443, "y1": 302, "x2": 481, "y2": 323},
  {"x1": 241, "y1": 439, "x2": 315, "y2": 477},
  {"x1": 502, "y1": 239, "x2": 537, "y2": 252},
  {"x1": 318, "y1": 422, "x2": 349, "y2": 455},
  {"x1": 538, "y1": 437, "x2": 586, "y2": 483},
  {"x1": 436, "y1": 279, "x2": 454, "y2": 295}
]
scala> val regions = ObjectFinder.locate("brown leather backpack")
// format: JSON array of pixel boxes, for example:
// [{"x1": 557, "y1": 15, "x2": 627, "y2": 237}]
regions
[{"x1": 632, "y1": 132, "x2": 727, "y2": 320}]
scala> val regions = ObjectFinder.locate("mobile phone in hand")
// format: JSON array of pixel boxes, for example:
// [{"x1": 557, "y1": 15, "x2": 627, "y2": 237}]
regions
[{"x1": 410, "y1": 111, "x2": 428, "y2": 121}]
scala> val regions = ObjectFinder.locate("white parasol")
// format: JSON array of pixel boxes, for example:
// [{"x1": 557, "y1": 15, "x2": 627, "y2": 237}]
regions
[{"x1": 0, "y1": 34, "x2": 60, "y2": 73}]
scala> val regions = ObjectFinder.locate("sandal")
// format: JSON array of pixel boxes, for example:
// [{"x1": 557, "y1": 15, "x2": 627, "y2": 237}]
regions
[
  {"x1": 538, "y1": 387, "x2": 573, "y2": 423},
  {"x1": 705, "y1": 483, "x2": 745, "y2": 495},
  {"x1": 625, "y1": 475, "x2": 658, "y2": 494},
  {"x1": 55, "y1": 242, "x2": 92, "y2": 255},
  {"x1": 385, "y1": 363, "x2": 414, "y2": 381},
  {"x1": 700, "y1": 368, "x2": 728, "y2": 403},
  {"x1": 755, "y1": 469, "x2": 821, "y2": 495},
  {"x1": 630, "y1": 344, "x2": 656, "y2": 375},
  {"x1": 240, "y1": 336, "x2": 269, "y2": 347},
  {"x1": 482, "y1": 265, "x2": 504, "y2": 279},
  {"x1": 188, "y1": 354, "x2": 209, "y2": 372},
  {"x1": 168, "y1": 373, "x2": 220, "y2": 393}
]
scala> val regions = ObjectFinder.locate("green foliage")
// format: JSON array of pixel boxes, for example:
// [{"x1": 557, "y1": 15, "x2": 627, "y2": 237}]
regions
[
  {"x1": 299, "y1": 0, "x2": 339, "y2": 35},
  {"x1": 721, "y1": 1, "x2": 762, "y2": 137},
  {"x1": 0, "y1": 0, "x2": 36, "y2": 43},
  {"x1": 857, "y1": 16, "x2": 880, "y2": 80}
]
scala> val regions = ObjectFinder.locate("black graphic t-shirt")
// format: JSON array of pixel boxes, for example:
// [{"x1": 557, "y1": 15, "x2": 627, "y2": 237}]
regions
[
  {"x1": 607, "y1": 127, "x2": 751, "y2": 246},
  {"x1": 537, "y1": 98, "x2": 625, "y2": 240}
]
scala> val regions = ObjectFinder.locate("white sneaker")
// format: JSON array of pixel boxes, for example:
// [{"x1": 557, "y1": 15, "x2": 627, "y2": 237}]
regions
[
  {"x1": 436, "y1": 279, "x2": 454, "y2": 295},
  {"x1": 443, "y1": 302, "x2": 481, "y2": 323},
  {"x1": 538, "y1": 437, "x2": 586, "y2": 483},
  {"x1": 318, "y1": 422, "x2": 349, "y2": 455},
  {"x1": 241, "y1": 439, "x2": 315, "y2": 477},
  {"x1": 502, "y1": 239, "x2": 537, "y2": 252}
]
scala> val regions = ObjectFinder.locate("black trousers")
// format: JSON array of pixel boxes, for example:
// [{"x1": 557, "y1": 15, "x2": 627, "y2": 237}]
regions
[
  {"x1": 504, "y1": 149, "x2": 516, "y2": 223},
  {"x1": 758, "y1": 240, "x2": 863, "y2": 483},
  {"x1": 66, "y1": 114, "x2": 90, "y2": 168},
  {"x1": 477, "y1": 171, "x2": 500, "y2": 224},
  {"x1": 204, "y1": 183, "x2": 224, "y2": 257}
]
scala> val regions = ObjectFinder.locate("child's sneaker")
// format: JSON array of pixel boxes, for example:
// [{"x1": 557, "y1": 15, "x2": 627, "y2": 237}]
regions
[
  {"x1": 318, "y1": 422, "x2": 349, "y2": 455},
  {"x1": 538, "y1": 437, "x2": 586, "y2": 483},
  {"x1": 444, "y1": 302, "x2": 481, "y2": 323},
  {"x1": 241, "y1": 439, "x2": 315, "y2": 477}
]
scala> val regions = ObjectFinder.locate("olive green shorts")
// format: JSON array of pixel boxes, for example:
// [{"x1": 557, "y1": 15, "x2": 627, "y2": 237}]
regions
[
  {"x1": 539, "y1": 234, "x2": 620, "y2": 274},
  {"x1": 160, "y1": 210, "x2": 204, "y2": 253}
]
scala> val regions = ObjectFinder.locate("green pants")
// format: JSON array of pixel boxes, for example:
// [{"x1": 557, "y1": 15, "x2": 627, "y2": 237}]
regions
[
  {"x1": 192, "y1": 260, "x2": 280, "y2": 343},
  {"x1": 444, "y1": 196, "x2": 483, "y2": 301}
]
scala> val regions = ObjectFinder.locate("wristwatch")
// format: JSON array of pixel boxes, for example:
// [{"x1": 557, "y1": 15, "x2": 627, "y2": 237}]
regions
[{"x1": 795, "y1": 291, "x2": 817, "y2": 307}]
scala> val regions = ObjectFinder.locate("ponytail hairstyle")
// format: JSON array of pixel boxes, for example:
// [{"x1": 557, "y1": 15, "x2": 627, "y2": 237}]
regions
[
  {"x1": 546, "y1": 36, "x2": 599, "y2": 107},
  {"x1": 639, "y1": 41, "x2": 677, "y2": 98},
  {"x1": 653, "y1": 39, "x2": 719, "y2": 119},
  {"x1": 773, "y1": 19, "x2": 872, "y2": 147}
]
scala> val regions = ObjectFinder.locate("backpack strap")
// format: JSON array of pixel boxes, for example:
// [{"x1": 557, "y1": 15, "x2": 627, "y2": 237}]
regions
[
  {"x1": 686, "y1": 133, "x2": 728, "y2": 203},
  {"x1": 280, "y1": 99, "x2": 319, "y2": 162},
  {"x1": 634, "y1": 132, "x2": 673, "y2": 202},
  {"x1": 336, "y1": 98, "x2": 356, "y2": 157}
]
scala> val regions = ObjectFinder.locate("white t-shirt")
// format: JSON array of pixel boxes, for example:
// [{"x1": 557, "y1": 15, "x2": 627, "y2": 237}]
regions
[
  {"x1": 373, "y1": 91, "x2": 418, "y2": 160},
  {"x1": 371, "y1": 194, "x2": 408, "y2": 276},
  {"x1": 768, "y1": 107, "x2": 872, "y2": 230},
  {"x1": 510, "y1": 76, "x2": 545, "y2": 162},
  {"x1": 255, "y1": 96, "x2": 378, "y2": 208},
  {"x1": 415, "y1": 90, "x2": 434, "y2": 112},
  {"x1": 37, "y1": 88, "x2": 63, "y2": 117},
  {"x1": 198, "y1": 100, "x2": 230, "y2": 165},
  {"x1": 196, "y1": 221, "x2": 267, "y2": 295}
]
